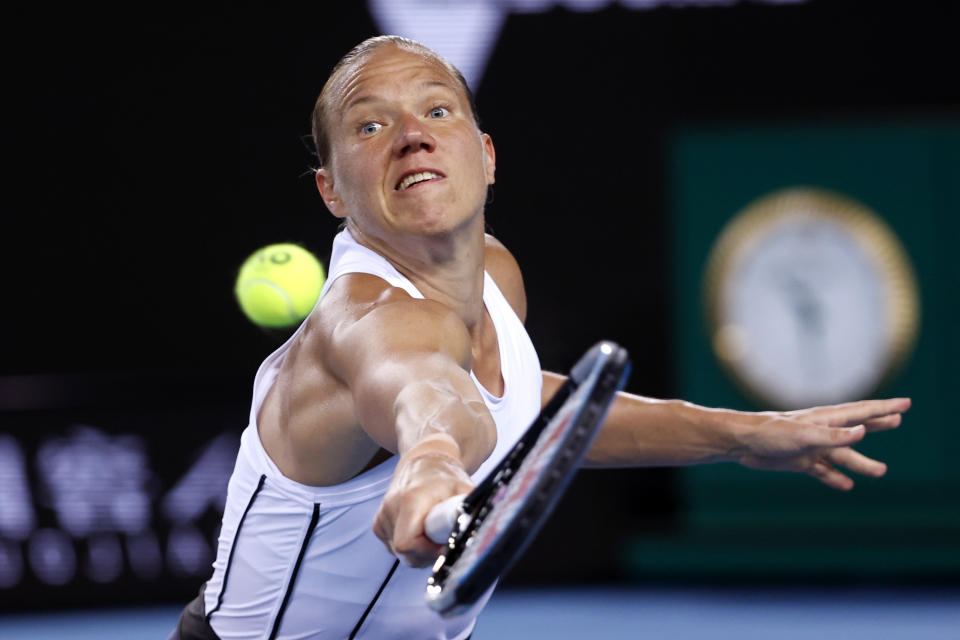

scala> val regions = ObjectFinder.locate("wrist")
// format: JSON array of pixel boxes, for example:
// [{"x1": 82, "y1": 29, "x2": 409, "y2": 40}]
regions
[
  {"x1": 400, "y1": 434, "x2": 464, "y2": 467},
  {"x1": 681, "y1": 402, "x2": 751, "y2": 464},
  {"x1": 393, "y1": 436, "x2": 473, "y2": 493}
]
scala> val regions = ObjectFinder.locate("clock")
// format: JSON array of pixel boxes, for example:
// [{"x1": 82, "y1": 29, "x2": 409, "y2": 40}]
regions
[{"x1": 702, "y1": 187, "x2": 920, "y2": 409}]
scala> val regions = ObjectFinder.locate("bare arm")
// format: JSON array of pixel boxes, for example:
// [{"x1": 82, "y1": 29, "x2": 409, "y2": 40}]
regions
[
  {"x1": 327, "y1": 282, "x2": 497, "y2": 566},
  {"x1": 542, "y1": 371, "x2": 910, "y2": 490},
  {"x1": 490, "y1": 236, "x2": 910, "y2": 491}
]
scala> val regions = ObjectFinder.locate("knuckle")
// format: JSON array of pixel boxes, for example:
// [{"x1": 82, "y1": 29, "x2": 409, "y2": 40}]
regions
[
  {"x1": 394, "y1": 537, "x2": 427, "y2": 561},
  {"x1": 393, "y1": 538, "x2": 414, "y2": 555}
]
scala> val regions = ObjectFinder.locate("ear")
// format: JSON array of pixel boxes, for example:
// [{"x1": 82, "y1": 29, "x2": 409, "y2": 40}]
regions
[
  {"x1": 481, "y1": 133, "x2": 496, "y2": 185},
  {"x1": 315, "y1": 167, "x2": 345, "y2": 219}
]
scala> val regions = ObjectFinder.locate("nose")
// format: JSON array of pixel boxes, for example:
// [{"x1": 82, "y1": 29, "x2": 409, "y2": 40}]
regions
[{"x1": 392, "y1": 113, "x2": 436, "y2": 157}]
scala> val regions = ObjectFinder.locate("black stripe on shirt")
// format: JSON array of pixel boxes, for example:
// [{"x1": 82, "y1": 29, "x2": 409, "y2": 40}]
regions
[
  {"x1": 348, "y1": 558, "x2": 401, "y2": 640},
  {"x1": 206, "y1": 473, "x2": 266, "y2": 623},
  {"x1": 268, "y1": 502, "x2": 321, "y2": 640}
]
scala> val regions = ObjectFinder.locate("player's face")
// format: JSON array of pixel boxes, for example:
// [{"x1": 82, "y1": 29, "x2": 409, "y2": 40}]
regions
[{"x1": 316, "y1": 47, "x2": 495, "y2": 241}]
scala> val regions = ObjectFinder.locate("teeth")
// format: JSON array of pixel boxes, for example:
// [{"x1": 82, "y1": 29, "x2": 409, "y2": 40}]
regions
[{"x1": 398, "y1": 171, "x2": 440, "y2": 190}]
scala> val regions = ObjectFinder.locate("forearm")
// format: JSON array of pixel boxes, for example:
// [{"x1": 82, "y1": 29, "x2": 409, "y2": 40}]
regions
[
  {"x1": 393, "y1": 375, "x2": 497, "y2": 474},
  {"x1": 372, "y1": 371, "x2": 490, "y2": 567},
  {"x1": 545, "y1": 371, "x2": 908, "y2": 487},
  {"x1": 587, "y1": 392, "x2": 744, "y2": 467},
  {"x1": 542, "y1": 371, "x2": 742, "y2": 468}
]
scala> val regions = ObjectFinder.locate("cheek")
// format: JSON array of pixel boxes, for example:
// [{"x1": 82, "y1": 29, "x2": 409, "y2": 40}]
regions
[{"x1": 337, "y1": 149, "x2": 382, "y2": 199}]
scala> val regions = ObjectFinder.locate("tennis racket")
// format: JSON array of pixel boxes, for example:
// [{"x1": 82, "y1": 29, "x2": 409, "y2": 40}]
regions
[{"x1": 423, "y1": 341, "x2": 630, "y2": 616}]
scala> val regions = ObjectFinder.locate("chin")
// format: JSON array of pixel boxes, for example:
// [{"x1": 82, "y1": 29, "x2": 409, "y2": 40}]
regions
[{"x1": 399, "y1": 208, "x2": 477, "y2": 237}]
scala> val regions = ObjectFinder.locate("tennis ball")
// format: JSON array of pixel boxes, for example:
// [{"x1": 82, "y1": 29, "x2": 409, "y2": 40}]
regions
[{"x1": 235, "y1": 243, "x2": 326, "y2": 328}]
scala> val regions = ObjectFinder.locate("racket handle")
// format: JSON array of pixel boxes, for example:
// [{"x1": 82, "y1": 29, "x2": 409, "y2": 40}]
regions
[{"x1": 425, "y1": 494, "x2": 467, "y2": 544}]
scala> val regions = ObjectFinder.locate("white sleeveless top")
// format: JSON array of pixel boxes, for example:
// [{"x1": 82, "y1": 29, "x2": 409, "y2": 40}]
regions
[{"x1": 204, "y1": 229, "x2": 542, "y2": 640}]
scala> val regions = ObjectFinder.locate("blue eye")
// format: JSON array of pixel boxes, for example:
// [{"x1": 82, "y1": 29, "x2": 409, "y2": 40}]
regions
[
  {"x1": 360, "y1": 122, "x2": 381, "y2": 135},
  {"x1": 429, "y1": 107, "x2": 449, "y2": 118}
]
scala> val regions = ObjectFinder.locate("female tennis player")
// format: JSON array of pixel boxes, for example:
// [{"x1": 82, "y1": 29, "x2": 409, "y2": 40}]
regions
[{"x1": 167, "y1": 36, "x2": 909, "y2": 640}]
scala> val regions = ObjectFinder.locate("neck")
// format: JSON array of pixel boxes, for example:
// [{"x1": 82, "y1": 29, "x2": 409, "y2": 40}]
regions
[{"x1": 346, "y1": 215, "x2": 487, "y2": 330}]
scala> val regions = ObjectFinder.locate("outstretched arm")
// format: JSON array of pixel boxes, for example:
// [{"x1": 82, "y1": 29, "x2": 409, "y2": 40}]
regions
[
  {"x1": 542, "y1": 371, "x2": 909, "y2": 490},
  {"x1": 328, "y1": 279, "x2": 497, "y2": 567}
]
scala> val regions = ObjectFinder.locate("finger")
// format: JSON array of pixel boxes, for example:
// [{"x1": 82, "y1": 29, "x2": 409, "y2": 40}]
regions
[
  {"x1": 395, "y1": 535, "x2": 442, "y2": 568},
  {"x1": 390, "y1": 498, "x2": 441, "y2": 566},
  {"x1": 372, "y1": 509, "x2": 393, "y2": 549},
  {"x1": 800, "y1": 423, "x2": 866, "y2": 449},
  {"x1": 808, "y1": 460, "x2": 854, "y2": 491},
  {"x1": 393, "y1": 517, "x2": 430, "y2": 558},
  {"x1": 810, "y1": 398, "x2": 911, "y2": 428},
  {"x1": 392, "y1": 497, "x2": 444, "y2": 562},
  {"x1": 863, "y1": 414, "x2": 901, "y2": 432},
  {"x1": 825, "y1": 447, "x2": 887, "y2": 477}
]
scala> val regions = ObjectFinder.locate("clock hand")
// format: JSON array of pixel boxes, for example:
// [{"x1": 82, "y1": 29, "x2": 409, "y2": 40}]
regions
[
  {"x1": 778, "y1": 271, "x2": 828, "y2": 390},
  {"x1": 779, "y1": 272, "x2": 823, "y2": 337}
]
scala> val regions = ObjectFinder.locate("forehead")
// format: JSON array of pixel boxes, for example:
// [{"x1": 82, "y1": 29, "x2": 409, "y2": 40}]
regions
[{"x1": 333, "y1": 46, "x2": 465, "y2": 115}]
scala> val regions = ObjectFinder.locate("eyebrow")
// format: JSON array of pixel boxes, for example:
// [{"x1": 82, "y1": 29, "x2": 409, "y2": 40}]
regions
[{"x1": 342, "y1": 80, "x2": 460, "y2": 115}]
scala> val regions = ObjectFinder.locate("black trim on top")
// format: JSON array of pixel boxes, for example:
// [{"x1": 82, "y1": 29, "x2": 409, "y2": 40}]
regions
[
  {"x1": 268, "y1": 502, "x2": 321, "y2": 640},
  {"x1": 348, "y1": 559, "x2": 400, "y2": 640},
  {"x1": 206, "y1": 474, "x2": 267, "y2": 624}
]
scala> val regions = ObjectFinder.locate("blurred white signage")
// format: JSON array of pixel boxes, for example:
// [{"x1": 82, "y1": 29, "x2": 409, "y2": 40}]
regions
[
  {"x1": 369, "y1": 0, "x2": 807, "y2": 88},
  {"x1": 0, "y1": 426, "x2": 238, "y2": 590}
]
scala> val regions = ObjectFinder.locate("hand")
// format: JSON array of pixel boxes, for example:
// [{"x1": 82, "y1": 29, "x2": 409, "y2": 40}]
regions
[
  {"x1": 730, "y1": 398, "x2": 911, "y2": 490},
  {"x1": 373, "y1": 448, "x2": 474, "y2": 567}
]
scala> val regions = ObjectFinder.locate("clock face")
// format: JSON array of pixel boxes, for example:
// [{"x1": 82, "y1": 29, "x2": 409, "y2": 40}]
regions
[{"x1": 704, "y1": 189, "x2": 919, "y2": 409}]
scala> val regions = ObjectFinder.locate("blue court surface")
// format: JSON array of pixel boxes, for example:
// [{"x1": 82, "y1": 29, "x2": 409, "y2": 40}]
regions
[{"x1": 1, "y1": 586, "x2": 957, "y2": 639}]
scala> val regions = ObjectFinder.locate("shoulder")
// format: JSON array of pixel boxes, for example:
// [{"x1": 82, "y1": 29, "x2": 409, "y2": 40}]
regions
[
  {"x1": 312, "y1": 273, "x2": 473, "y2": 376},
  {"x1": 484, "y1": 234, "x2": 528, "y2": 323}
]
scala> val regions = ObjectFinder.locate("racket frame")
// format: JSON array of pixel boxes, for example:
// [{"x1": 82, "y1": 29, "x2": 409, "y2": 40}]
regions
[{"x1": 426, "y1": 341, "x2": 630, "y2": 615}]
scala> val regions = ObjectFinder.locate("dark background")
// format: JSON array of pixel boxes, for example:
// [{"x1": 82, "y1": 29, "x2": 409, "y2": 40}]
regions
[{"x1": 2, "y1": 0, "x2": 958, "y2": 611}]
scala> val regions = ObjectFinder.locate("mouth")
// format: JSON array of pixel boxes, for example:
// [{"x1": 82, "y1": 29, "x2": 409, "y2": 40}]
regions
[{"x1": 395, "y1": 169, "x2": 445, "y2": 191}]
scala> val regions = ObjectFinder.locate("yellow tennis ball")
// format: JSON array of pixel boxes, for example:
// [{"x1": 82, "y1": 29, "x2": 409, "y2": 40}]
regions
[{"x1": 235, "y1": 243, "x2": 326, "y2": 328}]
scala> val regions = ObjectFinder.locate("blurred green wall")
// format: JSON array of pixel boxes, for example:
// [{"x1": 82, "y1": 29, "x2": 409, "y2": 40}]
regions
[{"x1": 625, "y1": 121, "x2": 959, "y2": 581}]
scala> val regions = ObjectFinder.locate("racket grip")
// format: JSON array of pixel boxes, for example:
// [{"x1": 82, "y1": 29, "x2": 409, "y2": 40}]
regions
[{"x1": 425, "y1": 494, "x2": 467, "y2": 544}]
